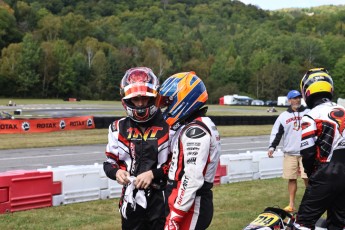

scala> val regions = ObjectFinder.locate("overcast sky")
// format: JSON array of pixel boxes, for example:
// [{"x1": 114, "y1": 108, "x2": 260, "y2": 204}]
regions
[{"x1": 239, "y1": 0, "x2": 345, "y2": 10}]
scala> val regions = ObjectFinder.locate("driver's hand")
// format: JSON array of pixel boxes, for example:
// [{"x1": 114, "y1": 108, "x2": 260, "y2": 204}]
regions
[
  {"x1": 115, "y1": 169, "x2": 130, "y2": 185},
  {"x1": 135, "y1": 170, "x2": 154, "y2": 189}
]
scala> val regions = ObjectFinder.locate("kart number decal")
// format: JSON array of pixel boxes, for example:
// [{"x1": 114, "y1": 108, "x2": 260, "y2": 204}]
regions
[{"x1": 250, "y1": 212, "x2": 279, "y2": 226}]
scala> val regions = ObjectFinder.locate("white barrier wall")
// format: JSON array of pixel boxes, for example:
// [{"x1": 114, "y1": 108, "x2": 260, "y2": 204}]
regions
[
  {"x1": 220, "y1": 150, "x2": 284, "y2": 184},
  {"x1": 252, "y1": 150, "x2": 284, "y2": 179},
  {"x1": 34, "y1": 150, "x2": 286, "y2": 206},
  {"x1": 38, "y1": 163, "x2": 121, "y2": 206},
  {"x1": 220, "y1": 154, "x2": 254, "y2": 183},
  {"x1": 101, "y1": 178, "x2": 123, "y2": 200}
]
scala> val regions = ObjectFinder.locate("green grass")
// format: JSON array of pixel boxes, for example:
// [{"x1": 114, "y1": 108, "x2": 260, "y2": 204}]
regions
[
  {"x1": 0, "y1": 125, "x2": 272, "y2": 150},
  {"x1": 0, "y1": 178, "x2": 305, "y2": 230}
]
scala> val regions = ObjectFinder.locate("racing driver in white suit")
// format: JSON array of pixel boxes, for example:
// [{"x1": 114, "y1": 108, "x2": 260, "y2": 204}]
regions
[{"x1": 156, "y1": 71, "x2": 221, "y2": 230}]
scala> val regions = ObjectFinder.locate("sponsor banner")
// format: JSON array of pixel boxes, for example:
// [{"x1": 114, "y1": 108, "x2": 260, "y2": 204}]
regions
[{"x1": 0, "y1": 116, "x2": 95, "y2": 134}]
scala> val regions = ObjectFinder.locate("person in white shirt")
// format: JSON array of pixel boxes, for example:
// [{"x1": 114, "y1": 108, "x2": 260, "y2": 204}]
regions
[{"x1": 268, "y1": 90, "x2": 309, "y2": 212}]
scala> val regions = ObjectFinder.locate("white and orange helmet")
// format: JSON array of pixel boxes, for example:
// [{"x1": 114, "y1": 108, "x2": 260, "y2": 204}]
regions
[{"x1": 120, "y1": 67, "x2": 159, "y2": 123}]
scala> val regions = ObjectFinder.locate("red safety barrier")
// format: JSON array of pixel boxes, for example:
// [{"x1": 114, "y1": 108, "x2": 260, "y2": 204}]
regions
[
  {"x1": 214, "y1": 161, "x2": 227, "y2": 185},
  {"x1": 0, "y1": 170, "x2": 61, "y2": 214},
  {"x1": 0, "y1": 116, "x2": 95, "y2": 134}
]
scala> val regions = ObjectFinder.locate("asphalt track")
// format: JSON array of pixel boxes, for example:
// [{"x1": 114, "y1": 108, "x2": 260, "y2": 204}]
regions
[
  {"x1": 0, "y1": 135, "x2": 282, "y2": 172},
  {"x1": 0, "y1": 103, "x2": 282, "y2": 172}
]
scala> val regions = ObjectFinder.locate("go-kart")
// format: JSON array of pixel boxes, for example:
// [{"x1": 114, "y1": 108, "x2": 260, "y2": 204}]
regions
[
  {"x1": 243, "y1": 207, "x2": 295, "y2": 230},
  {"x1": 0, "y1": 111, "x2": 14, "y2": 120}
]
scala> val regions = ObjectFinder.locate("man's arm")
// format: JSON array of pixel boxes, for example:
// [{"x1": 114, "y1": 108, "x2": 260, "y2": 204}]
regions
[{"x1": 268, "y1": 115, "x2": 285, "y2": 157}]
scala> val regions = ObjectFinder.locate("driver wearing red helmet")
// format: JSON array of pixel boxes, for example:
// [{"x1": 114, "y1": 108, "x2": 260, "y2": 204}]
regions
[
  {"x1": 157, "y1": 71, "x2": 221, "y2": 230},
  {"x1": 103, "y1": 67, "x2": 171, "y2": 230}
]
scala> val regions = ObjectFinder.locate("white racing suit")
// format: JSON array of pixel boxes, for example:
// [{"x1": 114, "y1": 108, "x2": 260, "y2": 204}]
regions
[
  {"x1": 165, "y1": 116, "x2": 221, "y2": 230},
  {"x1": 295, "y1": 100, "x2": 345, "y2": 230}
]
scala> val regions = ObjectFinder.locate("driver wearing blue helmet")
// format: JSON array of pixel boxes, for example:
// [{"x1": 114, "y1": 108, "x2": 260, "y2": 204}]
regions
[{"x1": 156, "y1": 71, "x2": 221, "y2": 230}]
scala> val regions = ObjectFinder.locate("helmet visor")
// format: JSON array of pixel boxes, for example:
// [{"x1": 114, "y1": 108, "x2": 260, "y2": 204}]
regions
[{"x1": 122, "y1": 83, "x2": 157, "y2": 99}]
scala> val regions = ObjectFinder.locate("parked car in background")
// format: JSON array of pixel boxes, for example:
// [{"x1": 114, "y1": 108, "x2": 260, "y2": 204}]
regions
[
  {"x1": 251, "y1": 100, "x2": 265, "y2": 106},
  {"x1": 265, "y1": 100, "x2": 277, "y2": 106}
]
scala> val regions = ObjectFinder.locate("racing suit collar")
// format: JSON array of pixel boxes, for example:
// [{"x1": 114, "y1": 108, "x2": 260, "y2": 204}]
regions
[{"x1": 311, "y1": 97, "x2": 331, "y2": 108}]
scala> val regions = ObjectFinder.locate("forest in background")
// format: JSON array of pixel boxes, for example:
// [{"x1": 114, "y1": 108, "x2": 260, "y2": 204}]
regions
[{"x1": 0, "y1": 0, "x2": 345, "y2": 103}]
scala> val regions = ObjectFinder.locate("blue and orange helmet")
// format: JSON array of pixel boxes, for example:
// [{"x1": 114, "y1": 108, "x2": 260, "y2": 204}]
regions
[{"x1": 157, "y1": 71, "x2": 208, "y2": 126}]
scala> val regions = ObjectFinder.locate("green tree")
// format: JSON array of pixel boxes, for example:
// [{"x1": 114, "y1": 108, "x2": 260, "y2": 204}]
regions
[
  {"x1": 332, "y1": 56, "x2": 345, "y2": 98},
  {"x1": 0, "y1": 8, "x2": 21, "y2": 50},
  {"x1": 61, "y1": 13, "x2": 90, "y2": 44},
  {"x1": 16, "y1": 34, "x2": 41, "y2": 97},
  {"x1": 140, "y1": 38, "x2": 171, "y2": 78},
  {"x1": 0, "y1": 43, "x2": 22, "y2": 96},
  {"x1": 322, "y1": 34, "x2": 345, "y2": 67},
  {"x1": 251, "y1": 62, "x2": 296, "y2": 100},
  {"x1": 89, "y1": 50, "x2": 108, "y2": 99},
  {"x1": 40, "y1": 41, "x2": 55, "y2": 97},
  {"x1": 71, "y1": 51, "x2": 92, "y2": 99},
  {"x1": 51, "y1": 40, "x2": 76, "y2": 98},
  {"x1": 90, "y1": 16, "x2": 121, "y2": 44},
  {"x1": 37, "y1": 13, "x2": 62, "y2": 41},
  {"x1": 15, "y1": 1, "x2": 37, "y2": 32}
]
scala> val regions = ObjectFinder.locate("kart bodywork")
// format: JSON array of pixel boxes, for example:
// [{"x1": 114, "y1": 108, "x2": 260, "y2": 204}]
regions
[{"x1": 243, "y1": 207, "x2": 295, "y2": 230}]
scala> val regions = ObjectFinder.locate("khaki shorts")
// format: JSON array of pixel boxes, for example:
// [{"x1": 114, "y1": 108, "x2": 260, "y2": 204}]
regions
[{"x1": 283, "y1": 154, "x2": 308, "y2": 179}]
